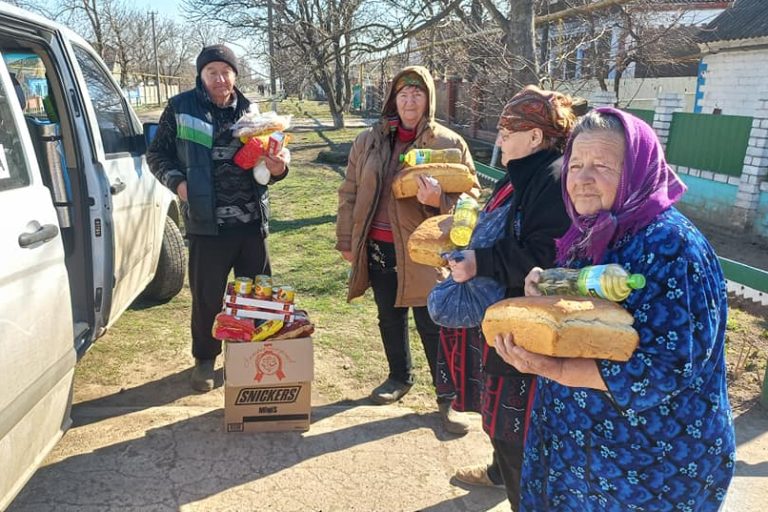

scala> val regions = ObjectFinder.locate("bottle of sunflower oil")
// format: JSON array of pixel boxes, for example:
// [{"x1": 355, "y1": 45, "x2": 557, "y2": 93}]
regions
[{"x1": 537, "y1": 264, "x2": 646, "y2": 302}]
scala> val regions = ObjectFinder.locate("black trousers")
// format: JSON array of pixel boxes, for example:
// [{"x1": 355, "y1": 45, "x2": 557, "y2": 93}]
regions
[
  {"x1": 490, "y1": 437, "x2": 523, "y2": 511},
  {"x1": 188, "y1": 230, "x2": 270, "y2": 360},
  {"x1": 367, "y1": 240, "x2": 442, "y2": 397}
]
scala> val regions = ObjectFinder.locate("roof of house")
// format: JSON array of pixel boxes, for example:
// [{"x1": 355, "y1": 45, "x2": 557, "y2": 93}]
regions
[{"x1": 700, "y1": 0, "x2": 768, "y2": 42}]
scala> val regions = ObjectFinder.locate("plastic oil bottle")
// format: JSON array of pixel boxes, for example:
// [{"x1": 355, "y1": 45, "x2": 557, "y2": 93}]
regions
[
  {"x1": 536, "y1": 264, "x2": 646, "y2": 302},
  {"x1": 449, "y1": 197, "x2": 480, "y2": 247},
  {"x1": 399, "y1": 148, "x2": 462, "y2": 166}
]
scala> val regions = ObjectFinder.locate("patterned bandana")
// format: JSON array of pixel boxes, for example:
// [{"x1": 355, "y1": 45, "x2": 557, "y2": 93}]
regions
[
  {"x1": 497, "y1": 87, "x2": 574, "y2": 141},
  {"x1": 395, "y1": 73, "x2": 427, "y2": 94},
  {"x1": 556, "y1": 107, "x2": 687, "y2": 264}
]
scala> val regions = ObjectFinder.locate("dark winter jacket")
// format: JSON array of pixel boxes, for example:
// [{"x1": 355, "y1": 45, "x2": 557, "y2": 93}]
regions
[
  {"x1": 147, "y1": 79, "x2": 287, "y2": 236},
  {"x1": 475, "y1": 148, "x2": 571, "y2": 376}
]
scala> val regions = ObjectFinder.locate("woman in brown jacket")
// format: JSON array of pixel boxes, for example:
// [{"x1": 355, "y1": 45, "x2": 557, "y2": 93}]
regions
[{"x1": 336, "y1": 66, "x2": 478, "y2": 431}]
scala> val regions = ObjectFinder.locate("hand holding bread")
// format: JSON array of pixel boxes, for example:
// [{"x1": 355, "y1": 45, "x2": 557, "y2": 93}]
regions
[
  {"x1": 392, "y1": 163, "x2": 475, "y2": 199},
  {"x1": 493, "y1": 332, "x2": 607, "y2": 390},
  {"x1": 415, "y1": 174, "x2": 442, "y2": 207}
]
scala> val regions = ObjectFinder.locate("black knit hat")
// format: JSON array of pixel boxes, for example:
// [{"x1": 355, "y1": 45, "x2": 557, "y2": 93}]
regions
[{"x1": 196, "y1": 45, "x2": 239, "y2": 76}]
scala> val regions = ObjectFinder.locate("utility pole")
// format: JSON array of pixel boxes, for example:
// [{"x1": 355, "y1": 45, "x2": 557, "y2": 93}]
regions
[
  {"x1": 267, "y1": 0, "x2": 276, "y2": 96},
  {"x1": 150, "y1": 11, "x2": 162, "y2": 105}
]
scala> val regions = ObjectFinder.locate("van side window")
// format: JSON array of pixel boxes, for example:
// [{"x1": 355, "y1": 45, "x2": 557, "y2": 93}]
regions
[
  {"x1": 0, "y1": 73, "x2": 32, "y2": 191},
  {"x1": 72, "y1": 45, "x2": 134, "y2": 155}
]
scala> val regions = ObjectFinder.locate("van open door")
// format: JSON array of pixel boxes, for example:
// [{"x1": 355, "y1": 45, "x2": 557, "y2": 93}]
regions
[{"x1": 0, "y1": 51, "x2": 76, "y2": 511}]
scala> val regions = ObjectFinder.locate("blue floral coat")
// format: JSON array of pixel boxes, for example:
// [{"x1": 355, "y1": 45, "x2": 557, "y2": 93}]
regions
[{"x1": 521, "y1": 208, "x2": 735, "y2": 511}]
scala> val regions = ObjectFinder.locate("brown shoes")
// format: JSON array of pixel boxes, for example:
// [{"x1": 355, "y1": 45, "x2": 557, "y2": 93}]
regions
[{"x1": 454, "y1": 464, "x2": 505, "y2": 488}]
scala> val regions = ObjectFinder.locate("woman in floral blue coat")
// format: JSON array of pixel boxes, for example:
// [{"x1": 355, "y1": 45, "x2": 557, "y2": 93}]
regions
[{"x1": 494, "y1": 108, "x2": 735, "y2": 511}]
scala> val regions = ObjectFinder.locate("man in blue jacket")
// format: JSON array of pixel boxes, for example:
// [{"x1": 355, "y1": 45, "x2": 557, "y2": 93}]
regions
[{"x1": 148, "y1": 45, "x2": 289, "y2": 391}]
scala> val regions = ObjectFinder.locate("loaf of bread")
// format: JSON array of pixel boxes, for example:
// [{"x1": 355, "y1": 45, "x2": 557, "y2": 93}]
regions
[
  {"x1": 392, "y1": 163, "x2": 475, "y2": 199},
  {"x1": 481, "y1": 296, "x2": 639, "y2": 361},
  {"x1": 407, "y1": 215, "x2": 454, "y2": 267}
]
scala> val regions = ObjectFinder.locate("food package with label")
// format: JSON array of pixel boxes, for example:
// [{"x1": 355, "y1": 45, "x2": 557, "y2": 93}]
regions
[{"x1": 216, "y1": 281, "x2": 315, "y2": 342}]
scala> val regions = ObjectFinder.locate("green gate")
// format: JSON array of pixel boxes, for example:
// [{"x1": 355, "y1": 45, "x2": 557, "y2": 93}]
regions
[
  {"x1": 624, "y1": 108, "x2": 655, "y2": 126},
  {"x1": 666, "y1": 113, "x2": 752, "y2": 177}
]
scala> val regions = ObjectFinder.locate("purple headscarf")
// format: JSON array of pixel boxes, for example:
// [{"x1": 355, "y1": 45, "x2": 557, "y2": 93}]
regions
[{"x1": 556, "y1": 107, "x2": 687, "y2": 264}]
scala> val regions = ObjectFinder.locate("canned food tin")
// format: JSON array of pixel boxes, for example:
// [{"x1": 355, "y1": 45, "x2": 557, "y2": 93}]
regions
[
  {"x1": 254, "y1": 274, "x2": 272, "y2": 285},
  {"x1": 253, "y1": 275, "x2": 273, "y2": 299},
  {"x1": 234, "y1": 277, "x2": 253, "y2": 296},
  {"x1": 273, "y1": 285, "x2": 295, "y2": 303}
]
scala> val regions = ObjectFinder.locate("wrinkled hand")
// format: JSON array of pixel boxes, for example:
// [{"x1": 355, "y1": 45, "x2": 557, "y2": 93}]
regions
[
  {"x1": 340, "y1": 250, "x2": 353, "y2": 262},
  {"x1": 494, "y1": 333, "x2": 564, "y2": 381},
  {"x1": 416, "y1": 175, "x2": 441, "y2": 208},
  {"x1": 525, "y1": 267, "x2": 544, "y2": 296},
  {"x1": 264, "y1": 148, "x2": 290, "y2": 176},
  {"x1": 176, "y1": 181, "x2": 188, "y2": 202},
  {"x1": 448, "y1": 250, "x2": 476, "y2": 283}
]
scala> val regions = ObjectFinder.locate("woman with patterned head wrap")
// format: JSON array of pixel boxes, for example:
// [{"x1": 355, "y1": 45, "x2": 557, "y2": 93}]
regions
[
  {"x1": 439, "y1": 85, "x2": 575, "y2": 508},
  {"x1": 495, "y1": 108, "x2": 735, "y2": 511}
]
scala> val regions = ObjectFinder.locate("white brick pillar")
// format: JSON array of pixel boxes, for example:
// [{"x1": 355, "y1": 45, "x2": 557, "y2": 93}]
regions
[
  {"x1": 590, "y1": 90, "x2": 616, "y2": 108},
  {"x1": 652, "y1": 93, "x2": 684, "y2": 148},
  {"x1": 731, "y1": 99, "x2": 768, "y2": 228}
]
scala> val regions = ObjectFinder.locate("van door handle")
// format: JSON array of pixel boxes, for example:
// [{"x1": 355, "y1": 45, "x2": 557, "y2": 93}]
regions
[
  {"x1": 110, "y1": 178, "x2": 126, "y2": 195},
  {"x1": 19, "y1": 224, "x2": 59, "y2": 248}
]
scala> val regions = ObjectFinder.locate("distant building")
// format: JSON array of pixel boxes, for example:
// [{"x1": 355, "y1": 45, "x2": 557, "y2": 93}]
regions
[{"x1": 696, "y1": 0, "x2": 768, "y2": 115}]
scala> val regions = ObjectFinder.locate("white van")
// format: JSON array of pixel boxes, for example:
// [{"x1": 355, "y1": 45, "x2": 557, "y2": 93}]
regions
[{"x1": 0, "y1": 4, "x2": 185, "y2": 509}]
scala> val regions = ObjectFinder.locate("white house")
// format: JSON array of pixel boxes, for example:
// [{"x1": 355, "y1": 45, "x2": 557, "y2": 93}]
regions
[
  {"x1": 545, "y1": 0, "x2": 730, "y2": 110},
  {"x1": 697, "y1": 0, "x2": 768, "y2": 116}
]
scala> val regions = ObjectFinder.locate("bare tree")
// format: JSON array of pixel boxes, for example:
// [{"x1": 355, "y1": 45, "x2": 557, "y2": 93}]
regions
[
  {"x1": 480, "y1": 0, "x2": 539, "y2": 86},
  {"x1": 182, "y1": 0, "x2": 464, "y2": 128},
  {"x1": 542, "y1": 0, "x2": 704, "y2": 104}
]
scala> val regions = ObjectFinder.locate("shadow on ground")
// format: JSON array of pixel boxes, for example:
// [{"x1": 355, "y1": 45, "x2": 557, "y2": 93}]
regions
[
  {"x1": 10, "y1": 375, "x2": 507, "y2": 511},
  {"x1": 270, "y1": 214, "x2": 337, "y2": 233}
]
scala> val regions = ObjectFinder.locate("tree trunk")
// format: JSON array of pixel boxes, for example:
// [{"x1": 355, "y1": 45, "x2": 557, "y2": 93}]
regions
[
  {"x1": 316, "y1": 69, "x2": 346, "y2": 129},
  {"x1": 505, "y1": 0, "x2": 539, "y2": 87}
]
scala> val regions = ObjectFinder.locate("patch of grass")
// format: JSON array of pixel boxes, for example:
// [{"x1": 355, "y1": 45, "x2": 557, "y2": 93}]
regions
[
  {"x1": 289, "y1": 128, "x2": 364, "y2": 146},
  {"x1": 75, "y1": 286, "x2": 192, "y2": 384},
  {"x1": 278, "y1": 98, "x2": 333, "y2": 118}
]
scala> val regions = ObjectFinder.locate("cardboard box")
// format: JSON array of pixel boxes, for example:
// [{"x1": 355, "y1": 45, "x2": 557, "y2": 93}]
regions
[{"x1": 224, "y1": 337, "x2": 313, "y2": 433}]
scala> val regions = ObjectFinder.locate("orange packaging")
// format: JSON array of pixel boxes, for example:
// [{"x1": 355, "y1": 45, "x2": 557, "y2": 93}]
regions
[{"x1": 267, "y1": 131, "x2": 285, "y2": 156}]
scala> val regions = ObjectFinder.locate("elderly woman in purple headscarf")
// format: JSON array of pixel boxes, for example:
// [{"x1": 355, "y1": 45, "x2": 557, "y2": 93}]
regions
[{"x1": 494, "y1": 108, "x2": 735, "y2": 511}]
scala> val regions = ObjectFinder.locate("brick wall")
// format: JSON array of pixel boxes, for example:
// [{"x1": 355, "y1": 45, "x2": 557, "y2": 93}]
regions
[{"x1": 699, "y1": 48, "x2": 768, "y2": 116}]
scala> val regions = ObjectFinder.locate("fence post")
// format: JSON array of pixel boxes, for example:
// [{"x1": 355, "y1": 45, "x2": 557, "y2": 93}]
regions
[
  {"x1": 731, "y1": 99, "x2": 768, "y2": 229},
  {"x1": 652, "y1": 93, "x2": 684, "y2": 149},
  {"x1": 446, "y1": 75, "x2": 459, "y2": 126},
  {"x1": 589, "y1": 90, "x2": 616, "y2": 108}
]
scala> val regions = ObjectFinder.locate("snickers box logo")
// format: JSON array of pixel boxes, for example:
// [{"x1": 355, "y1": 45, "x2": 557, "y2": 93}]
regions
[{"x1": 235, "y1": 385, "x2": 301, "y2": 405}]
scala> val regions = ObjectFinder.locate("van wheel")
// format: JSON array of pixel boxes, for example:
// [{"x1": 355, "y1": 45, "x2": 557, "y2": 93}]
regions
[{"x1": 143, "y1": 216, "x2": 186, "y2": 302}]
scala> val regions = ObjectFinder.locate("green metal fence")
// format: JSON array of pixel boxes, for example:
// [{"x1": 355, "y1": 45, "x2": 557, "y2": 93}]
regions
[
  {"x1": 475, "y1": 161, "x2": 505, "y2": 184},
  {"x1": 666, "y1": 112, "x2": 752, "y2": 177},
  {"x1": 624, "y1": 108, "x2": 655, "y2": 126}
]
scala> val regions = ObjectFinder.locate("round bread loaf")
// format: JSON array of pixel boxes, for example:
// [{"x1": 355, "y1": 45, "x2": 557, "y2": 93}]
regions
[
  {"x1": 407, "y1": 215, "x2": 454, "y2": 267},
  {"x1": 482, "y1": 296, "x2": 638, "y2": 361},
  {"x1": 392, "y1": 163, "x2": 475, "y2": 199}
]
